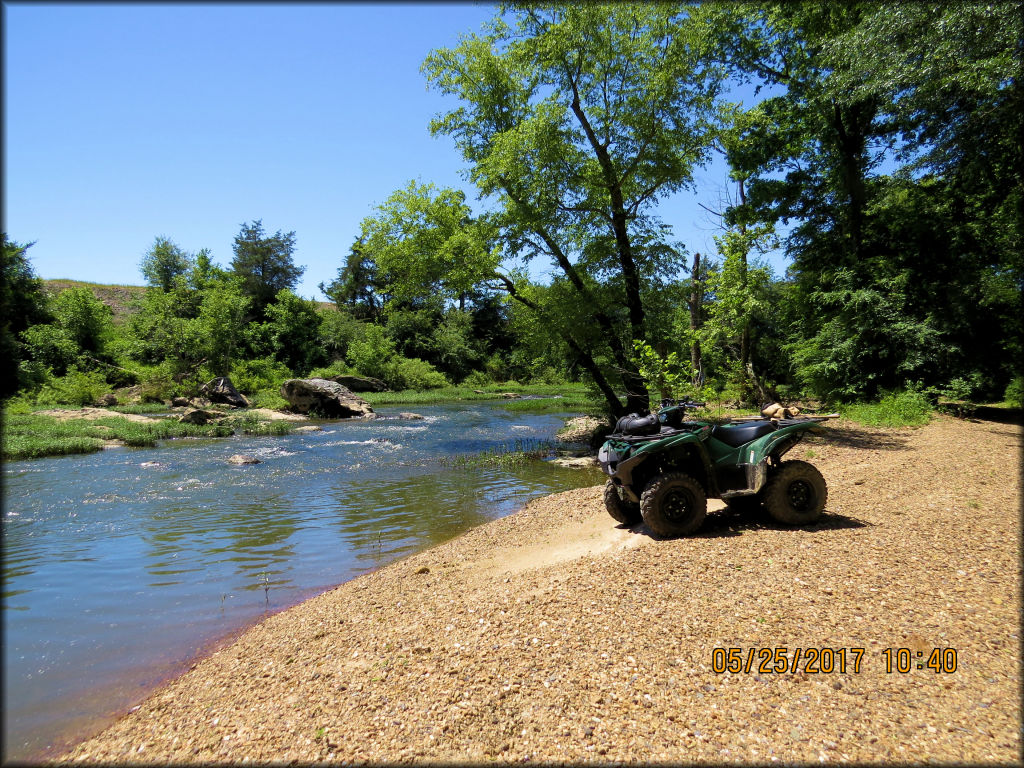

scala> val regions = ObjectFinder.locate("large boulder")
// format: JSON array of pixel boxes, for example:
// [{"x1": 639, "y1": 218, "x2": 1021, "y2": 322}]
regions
[
  {"x1": 279, "y1": 378, "x2": 375, "y2": 419},
  {"x1": 179, "y1": 408, "x2": 221, "y2": 425},
  {"x1": 200, "y1": 377, "x2": 249, "y2": 408},
  {"x1": 328, "y1": 374, "x2": 389, "y2": 393}
]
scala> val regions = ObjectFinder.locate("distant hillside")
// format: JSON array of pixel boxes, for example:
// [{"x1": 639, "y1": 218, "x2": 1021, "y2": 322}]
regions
[
  {"x1": 44, "y1": 279, "x2": 146, "y2": 325},
  {"x1": 42, "y1": 279, "x2": 334, "y2": 325}
]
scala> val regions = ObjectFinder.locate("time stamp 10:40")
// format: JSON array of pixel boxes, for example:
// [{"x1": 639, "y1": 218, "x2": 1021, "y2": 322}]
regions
[{"x1": 711, "y1": 647, "x2": 959, "y2": 675}]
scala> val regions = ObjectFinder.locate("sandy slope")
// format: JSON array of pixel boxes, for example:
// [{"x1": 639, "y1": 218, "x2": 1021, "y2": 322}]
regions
[{"x1": 57, "y1": 415, "x2": 1021, "y2": 764}]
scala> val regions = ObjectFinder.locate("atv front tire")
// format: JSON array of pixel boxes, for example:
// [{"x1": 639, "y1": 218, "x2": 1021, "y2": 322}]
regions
[
  {"x1": 763, "y1": 460, "x2": 827, "y2": 525},
  {"x1": 640, "y1": 472, "x2": 707, "y2": 537},
  {"x1": 604, "y1": 479, "x2": 642, "y2": 525}
]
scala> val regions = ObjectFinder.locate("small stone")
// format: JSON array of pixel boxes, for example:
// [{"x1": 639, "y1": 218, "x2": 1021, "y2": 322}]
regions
[
  {"x1": 227, "y1": 454, "x2": 262, "y2": 465},
  {"x1": 415, "y1": 566, "x2": 430, "y2": 575}
]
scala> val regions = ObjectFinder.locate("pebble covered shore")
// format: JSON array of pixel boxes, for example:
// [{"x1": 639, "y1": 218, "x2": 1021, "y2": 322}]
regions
[{"x1": 57, "y1": 415, "x2": 1021, "y2": 764}]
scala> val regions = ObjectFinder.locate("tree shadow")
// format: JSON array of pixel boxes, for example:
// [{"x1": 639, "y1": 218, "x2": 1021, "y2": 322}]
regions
[
  {"x1": 621, "y1": 506, "x2": 870, "y2": 541},
  {"x1": 821, "y1": 425, "x2": 914, "y2": 451}
]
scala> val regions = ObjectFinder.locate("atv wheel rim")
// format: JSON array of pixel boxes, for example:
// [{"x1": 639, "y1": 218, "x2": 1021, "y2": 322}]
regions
[
  {"x1": 787, "y1": 480, "x2": 814, "y2": 512},
  {"x1": 663, "y1": 489, "x2": 694, "y2": 521}
]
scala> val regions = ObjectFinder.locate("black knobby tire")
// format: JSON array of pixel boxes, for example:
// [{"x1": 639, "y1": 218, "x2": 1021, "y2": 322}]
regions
[
  {"x1": 763, "y1": 460, "x2": 827, "y2": 525},
  {"x1": 640, "y1": 472, "x2": 707, "y2": 537},
  {"x1": 604, "y1": 479, "x2": 641, "y2": 525}
]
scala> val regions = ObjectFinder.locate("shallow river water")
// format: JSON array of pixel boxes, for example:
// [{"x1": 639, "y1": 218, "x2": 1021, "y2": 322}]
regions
[{"x1": 2, "y1": 402, "x2": 602, "y2": 762}]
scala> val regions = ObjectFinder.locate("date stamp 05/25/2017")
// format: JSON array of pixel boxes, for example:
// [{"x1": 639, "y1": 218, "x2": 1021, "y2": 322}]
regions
[{"x1": 711, "y1": 647, "x2": 959, "y2": 675}]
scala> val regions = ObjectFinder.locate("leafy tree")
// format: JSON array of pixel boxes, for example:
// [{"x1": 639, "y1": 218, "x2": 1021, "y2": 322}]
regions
[
  {"x1": 262, "y1": 289, "x2": 324, "y2": 375},
  {"x1": 231, "y1": 220, "x2": 304, "y2": 320},
  {"x1": 360, "y1": 181, "x2": 498, "y2": 308},
  {"x1": 1, "y1": 235, "x2": 52, "y2": 396},
  {"x1": 345, "y1": 324, "x2": 396, "y2": 382},
  {"x1": 140, "y1": 237, "x2": 194, "y2": 291},
  {"x1": 423, "y1": 3, "x2": 729, "y2": 417},
  {"x1": 707, "y1": 2, "x2": 1021, "y2": 399},
  {"x1": 193, "y1": 282, "x2": 250, "y2": 374},
  {"x1": 51, "y1": 285, "x2": 113, "y2": 359},
  {"x1": 188, "y1": 248, "x2": 228, "y2": 293},
  {"x1": 317, "y1": 306, "x2": 364, "y2": 363}
]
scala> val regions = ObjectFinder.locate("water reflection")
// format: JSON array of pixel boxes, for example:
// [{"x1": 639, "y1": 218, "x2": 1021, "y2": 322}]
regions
[{"x1": 2, "y1": 403, "x2": 601, "y2": 762}]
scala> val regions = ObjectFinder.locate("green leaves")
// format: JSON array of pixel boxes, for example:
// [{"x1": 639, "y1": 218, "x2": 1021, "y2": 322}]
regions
[{"x1": 359, "y1": 181, "x2": 498, "y2": 304}]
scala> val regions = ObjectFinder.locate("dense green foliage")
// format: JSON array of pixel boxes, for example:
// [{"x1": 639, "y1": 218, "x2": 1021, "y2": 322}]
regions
[{"x1": 3, "y1": 3, "x2": 1019, "y2": 421}]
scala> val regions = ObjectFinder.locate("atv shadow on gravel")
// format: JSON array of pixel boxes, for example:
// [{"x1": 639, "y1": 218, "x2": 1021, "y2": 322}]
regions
[{"x1": 618, "y1": 506, "x2": 870, "y2": 540}]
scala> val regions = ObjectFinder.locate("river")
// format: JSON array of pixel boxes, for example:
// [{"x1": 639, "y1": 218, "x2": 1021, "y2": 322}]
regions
[{"x1": 1, "y1": 402, "x2": 602, "y2": 762}]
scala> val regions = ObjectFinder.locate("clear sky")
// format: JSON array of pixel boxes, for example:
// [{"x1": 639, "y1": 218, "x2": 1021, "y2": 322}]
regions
[{"x1": 4, "y1": 2, "x2": 783, "y2": 300}]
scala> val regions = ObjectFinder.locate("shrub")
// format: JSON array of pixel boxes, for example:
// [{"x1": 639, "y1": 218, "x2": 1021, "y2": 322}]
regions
[
  {"x1": 940, "y1": 373, "x2": 983, "y2": 402},
  {"x1": 384, "y1": 356, "x2": 449, "y2": 391},
  {"x1": 346, "y1": 325, "x2": 396, "y2": 381},
  {"x1": 461, "y1": 370, "x2": 492, "y2": 387},
  {"x1": 248, "y1": 388, "x2": 291, "y2": 410},
  {"x1": 230, "y1": 357, "x2": 294, "y2": 395},
  {"x1": 1004, "y1": 377, "x2": 1024, "y2": 409},
  {"x1": 839, "y1": 387, "x2": 933, "y2": 428},
  {"x1": 35, "y1": 367, "x2": 109, "y2": 406},
  {"x1": 306, "y1": 360, "x2": 356, "y2": 380}
]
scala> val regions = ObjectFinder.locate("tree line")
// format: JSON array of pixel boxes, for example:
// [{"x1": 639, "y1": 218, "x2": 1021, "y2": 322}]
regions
[{"x1": 3, "y1": 3, "x2": 1021, "y2": 415}]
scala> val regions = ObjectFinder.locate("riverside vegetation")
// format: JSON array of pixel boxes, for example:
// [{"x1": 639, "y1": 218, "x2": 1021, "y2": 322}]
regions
[{"x1": 3, "y1": 4, "x2": 1021, "y2": 458}]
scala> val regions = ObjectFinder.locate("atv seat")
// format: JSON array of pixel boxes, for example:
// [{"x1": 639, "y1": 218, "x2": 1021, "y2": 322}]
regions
[{"x1": 711, "y1": 421, "x2": 777, "y2": 448}]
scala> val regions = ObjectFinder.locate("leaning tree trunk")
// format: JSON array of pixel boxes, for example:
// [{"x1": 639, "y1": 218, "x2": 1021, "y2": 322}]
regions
[{"x1": 688, "y1": 252, "x2": 704, "y2": 387}]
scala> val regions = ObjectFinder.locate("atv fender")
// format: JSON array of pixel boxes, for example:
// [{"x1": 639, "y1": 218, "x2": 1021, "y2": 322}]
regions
[
  {"x1": 744, "y1": 421, "x2": 824, "y2": 466},
  {"x1": 612, "y1": 431, "x2": 717, "y2": 502}
]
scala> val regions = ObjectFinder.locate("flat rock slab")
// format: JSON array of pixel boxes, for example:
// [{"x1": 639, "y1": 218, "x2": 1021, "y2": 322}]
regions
[
  {"x1": 245, "y1": 408, "x2": 309, "y2": 422},
  {"x1": 549, "y1": 456, "x2": 598, "y2": 469},
  {"x1": 34, "y1": 408, "x2": 158, "y2": 424}
]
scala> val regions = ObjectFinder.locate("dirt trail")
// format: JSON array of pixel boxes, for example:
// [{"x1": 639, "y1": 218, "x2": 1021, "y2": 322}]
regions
[{"x1": 57, "y1": 415, "x2": 1021, "y2": 764}]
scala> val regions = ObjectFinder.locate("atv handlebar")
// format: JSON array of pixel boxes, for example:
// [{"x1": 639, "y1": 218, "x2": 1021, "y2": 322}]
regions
[{"x1": 660, "y1": 398, "x2": 706, "y2": 409}]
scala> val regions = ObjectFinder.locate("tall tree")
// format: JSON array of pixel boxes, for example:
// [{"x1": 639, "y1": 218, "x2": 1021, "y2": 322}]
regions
[
  {"x1": 423, "y1": 3, "x2": 729, "y2": 417},
  {"x1": 707, "y1": 3, "x2": 967, "y2": 399},
  {"x1": 1, "y1": 235, "x2": 52, "y2": 396},
  {"x1": 231, "y1": 220, "x2": 304, "y2": 320},
  {"x1": 320, "y1": 237, "x2": 382, "y2": 322},
  {"x1": 140, "y1": 236, "x2": 194, "y2": 292}
]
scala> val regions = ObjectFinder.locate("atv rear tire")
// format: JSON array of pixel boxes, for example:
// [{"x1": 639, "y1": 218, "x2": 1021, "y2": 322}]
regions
[
  {"x1": 763, "y1": 460, "x2": 827, "y2": 525},
  {"x1": 604, "y1": 479, "x2": 642, "y2": 525},
  {"x1": 640, "y1": 472, "x2": 707, "y2": 537}
]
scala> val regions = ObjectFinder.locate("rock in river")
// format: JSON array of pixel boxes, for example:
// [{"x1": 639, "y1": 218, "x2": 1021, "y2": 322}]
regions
[
  {"x1": 200, "y1": 377, "x2": 249, "y2": 408},
  {"x1": 227, "y1": 454, "x2": 262, "y2": 465},
  {"x1": 279, "y1": 378, "x2": 375, "y2": 419},
  {"x1": 179, "y1": 408, "x2": 221, "y2": 425}
]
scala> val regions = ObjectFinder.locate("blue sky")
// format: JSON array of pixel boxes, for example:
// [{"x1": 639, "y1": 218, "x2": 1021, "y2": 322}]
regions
[{"x1": 4, "y1": 2, "x2": 783, "y2": 300}]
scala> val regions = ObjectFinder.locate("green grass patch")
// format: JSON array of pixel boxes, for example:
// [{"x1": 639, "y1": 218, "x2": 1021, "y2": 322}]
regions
[
  {"x1": 2, "y1": 412, "x2": 234, "y2": 461},
  {"x1": 838, "y1": 389, "x2": 933, "y2": 428},
  {"x1": 109, "y1": 403, "x2": 173, "y2": 415},
  {"x1": 363, "y1": 382, "x2": 600, "y2": 409},
  {"x1": 439, "y1": 439, "x2": 557, "y2": 469},
  {"x1": 226, "y1": 413, "x2": 293, "y2": 436}
]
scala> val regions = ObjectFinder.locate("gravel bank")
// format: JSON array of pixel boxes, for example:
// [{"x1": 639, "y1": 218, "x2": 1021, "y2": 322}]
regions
[{"x1": 57, "y1": 415, "x2": 1021, "y2": 764}]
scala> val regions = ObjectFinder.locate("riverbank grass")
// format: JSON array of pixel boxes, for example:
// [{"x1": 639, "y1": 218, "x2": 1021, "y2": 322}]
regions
[
  {"x1": 2, "y1": 413, "x2": 234, "y2": 461},
  {"x1": 364, "y1": 382, "x2": 603, "y2": 414}
]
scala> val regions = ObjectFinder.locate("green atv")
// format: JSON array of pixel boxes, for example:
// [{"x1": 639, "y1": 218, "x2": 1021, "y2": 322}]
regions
[{"x1": 597, "y1": 400, "x2": 834, "y2": 537}]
